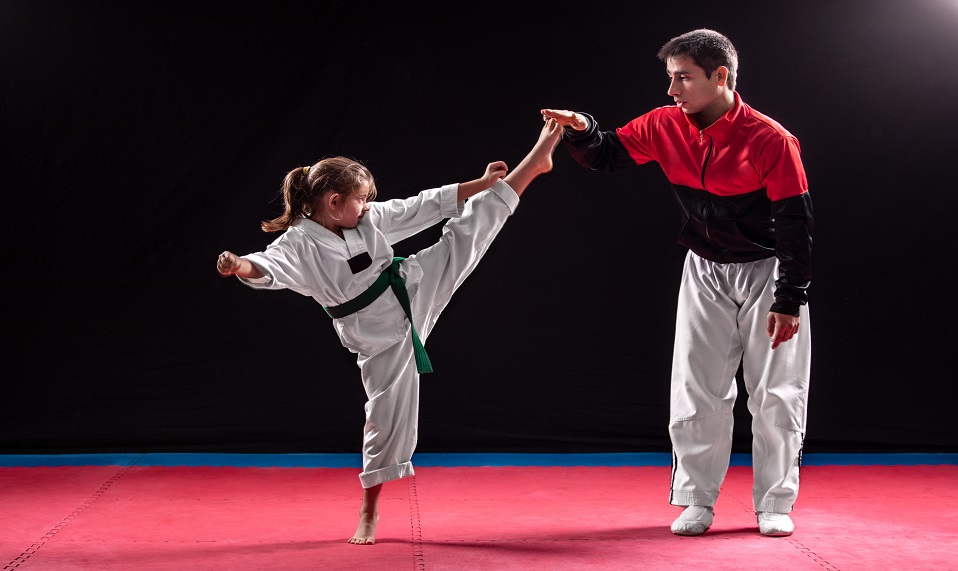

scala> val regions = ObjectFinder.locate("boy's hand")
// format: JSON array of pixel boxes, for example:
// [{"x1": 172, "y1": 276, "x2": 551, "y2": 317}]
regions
[
  {"x1": 541, "y1": 109, "x2": 588, "y2": 131},
  {"x1": 767, "y1": 311, "x2": 800, "y2": 349}
]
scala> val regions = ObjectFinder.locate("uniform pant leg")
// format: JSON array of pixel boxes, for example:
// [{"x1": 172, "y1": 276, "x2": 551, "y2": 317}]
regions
[
  {"x1": 355, "y1": 182, "x2": 517, "y2": 489},
  {"x1": 406, "y1": 180, "x2": 517, "y2": 340},
  {"x1": 739, "y1": 260, "x2": 811, "y2": 513},
  {"x1": 669, "y1": 251, "x2": 745, "y2": 507},
  {"x1": 355, "y1": 334, "x2": 419, "y2": 488}
]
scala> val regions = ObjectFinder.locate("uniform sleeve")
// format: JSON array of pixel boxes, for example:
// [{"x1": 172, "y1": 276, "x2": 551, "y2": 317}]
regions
[
  {"x1": 239, "y1": 237, "x2": 310, "y2": 295},
  {"x1": 371, "y1": 184, "x2": 462, "y2": 245}
]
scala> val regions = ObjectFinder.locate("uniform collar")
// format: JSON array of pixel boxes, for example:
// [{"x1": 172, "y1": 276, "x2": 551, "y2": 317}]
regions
[
  {"x1": 292, "y1": 216, "x2": 343, "y2": 248},
  {"x1": 292, "y1": 216, "x2": 369, "y2": 257}
]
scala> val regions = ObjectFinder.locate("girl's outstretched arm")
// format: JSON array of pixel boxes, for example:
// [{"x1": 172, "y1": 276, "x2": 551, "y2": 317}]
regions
[
  {"x1": 456, "y1": 161, "x2": 508, "y2": 201},
  {"x1": 217, "y1": 251, "x2": 265, "y2": 279}
]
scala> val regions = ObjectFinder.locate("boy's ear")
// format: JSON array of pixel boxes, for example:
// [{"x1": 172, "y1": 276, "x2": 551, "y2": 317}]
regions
[{"x1": 715, "y1": 66, "x2": 729, "y2": 87}]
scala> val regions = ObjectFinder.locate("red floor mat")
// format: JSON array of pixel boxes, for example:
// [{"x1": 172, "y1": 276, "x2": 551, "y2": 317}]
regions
[{"x1": 3, "y1": 464, "x2": 956, "y2": 570}]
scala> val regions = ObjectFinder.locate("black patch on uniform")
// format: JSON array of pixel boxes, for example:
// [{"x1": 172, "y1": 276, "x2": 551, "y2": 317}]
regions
[{"x1": 347, "y1": 252, "x2": 372, "y2": 274}]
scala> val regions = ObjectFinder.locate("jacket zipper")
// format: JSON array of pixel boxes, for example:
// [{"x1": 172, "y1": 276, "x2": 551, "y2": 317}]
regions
[{"x1": 700, "y1": 131, "x2": 713, "y2": 239}]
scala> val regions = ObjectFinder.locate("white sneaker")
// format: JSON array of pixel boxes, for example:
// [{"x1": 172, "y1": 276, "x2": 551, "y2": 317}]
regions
[
  {"x1": 670, "y1": 505, "x2": 714, "y2": 536},
  {"x1": 757, "y1": 512, "x2": 794, "y2": 536}
]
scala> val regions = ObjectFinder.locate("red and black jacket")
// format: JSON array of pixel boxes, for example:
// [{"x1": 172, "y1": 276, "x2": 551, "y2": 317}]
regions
[{"x1": 562, "y1": 93, "x2": 813, "y2": 316}]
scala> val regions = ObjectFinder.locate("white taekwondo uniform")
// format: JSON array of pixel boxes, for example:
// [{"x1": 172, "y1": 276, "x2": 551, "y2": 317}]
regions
[{"x1": 239, "y1": 180, "x2": 519, "y2": 487}]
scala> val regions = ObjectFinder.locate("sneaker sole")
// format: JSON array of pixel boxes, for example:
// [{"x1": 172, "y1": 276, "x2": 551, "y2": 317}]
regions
[
  {"x1": 671, "y1": 526, "x2": 709, "y2": 536},
  {"x1": 760, "y1": 529, "x2": 793, "y2": 537}
]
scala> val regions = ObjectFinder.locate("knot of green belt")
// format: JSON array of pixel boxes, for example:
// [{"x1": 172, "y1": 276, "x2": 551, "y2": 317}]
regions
[{"x1": 322, "y1": 257, "x2": 432, "y2": 374}]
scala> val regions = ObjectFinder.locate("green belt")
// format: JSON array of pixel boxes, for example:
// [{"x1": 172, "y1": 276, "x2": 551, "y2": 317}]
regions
[{"x1": 323, "y1": 257, "x2": 432, "y2": 374}]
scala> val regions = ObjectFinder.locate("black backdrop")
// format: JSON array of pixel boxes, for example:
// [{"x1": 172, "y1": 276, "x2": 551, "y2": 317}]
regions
[{"x1": 3, "y1": 1, "x2": 957, "y2": 455}]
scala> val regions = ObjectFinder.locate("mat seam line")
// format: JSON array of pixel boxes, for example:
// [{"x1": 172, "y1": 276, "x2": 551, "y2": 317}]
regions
[
  {"x1": 786, "y1": 538, "x2": 841, "y2": 571},
  {"x1": 408, "y1": 475, "x2": 425, "y2": 570},
  {"x1": 2, "y1": 454, "x2": 144, "y2": 570}
]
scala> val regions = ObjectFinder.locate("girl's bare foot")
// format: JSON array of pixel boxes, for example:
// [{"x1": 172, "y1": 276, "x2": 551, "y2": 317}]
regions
[
  {"x1": 347, "y1": 512, "x2": 378, "y2": 545},
  {"x1": 528, "y1": 118, "x2": 563, "y2": 175},
  {"x1": 503, "y1": 119, "x2": 563, "y2": 197},
  {"x1": 347, "y1": 484, "x2": 382, "y2": 545}
]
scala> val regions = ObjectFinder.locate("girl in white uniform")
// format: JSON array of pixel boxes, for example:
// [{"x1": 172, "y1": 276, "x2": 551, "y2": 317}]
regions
[{"x1": 216, "y1": 119, "x2": 563, "y2": 545}]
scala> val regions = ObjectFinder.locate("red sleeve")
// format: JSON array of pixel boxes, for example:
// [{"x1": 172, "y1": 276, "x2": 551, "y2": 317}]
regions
[
  {"x1": 615, "y1": 112, "x2": 659, "y2": 166},
  {"x1": 759, "y1": 135, "x2": 808, "y2": 201}
]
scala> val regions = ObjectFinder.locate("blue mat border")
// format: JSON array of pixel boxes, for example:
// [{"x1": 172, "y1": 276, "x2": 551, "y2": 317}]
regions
[{"x1": 0, "y1": 452, "x2": 955, "y2": 468}]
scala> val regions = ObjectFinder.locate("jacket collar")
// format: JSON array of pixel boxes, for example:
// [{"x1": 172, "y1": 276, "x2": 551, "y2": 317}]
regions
[{"x1": 684, "y1": 91, "x2": 746, "y2": 143}]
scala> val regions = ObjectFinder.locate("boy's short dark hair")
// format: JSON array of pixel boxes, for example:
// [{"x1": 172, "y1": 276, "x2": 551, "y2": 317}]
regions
[{"x1": 658, "y1": 29, "x2": 739, "y2": 91}]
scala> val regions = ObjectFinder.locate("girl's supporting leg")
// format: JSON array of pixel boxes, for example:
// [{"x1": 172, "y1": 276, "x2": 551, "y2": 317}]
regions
[{"x1": 351, "y1": 337, "x2": 420, "y2": 545}]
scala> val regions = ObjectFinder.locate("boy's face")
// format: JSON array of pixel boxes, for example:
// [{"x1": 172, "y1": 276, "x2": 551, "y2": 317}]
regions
[{"x1": 665, "y1": 55, "x2": 726, "y2": 117}]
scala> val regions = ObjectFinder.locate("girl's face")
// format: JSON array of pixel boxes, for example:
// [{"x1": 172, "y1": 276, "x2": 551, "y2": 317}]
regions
[{"x1": 335, "y1": 181, "x2": 372, "y2": 229}]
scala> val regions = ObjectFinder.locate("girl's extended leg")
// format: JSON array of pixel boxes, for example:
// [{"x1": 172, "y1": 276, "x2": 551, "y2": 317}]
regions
[
  {"x1": 348, "y1": 483, "x2": 383, "y2": 545},
  {"x1": 410, "y1": 119, "x2": 562, "y2": 339},
  {"x1": 347, "y1": 119, "x2": 563, "y2": 546}
]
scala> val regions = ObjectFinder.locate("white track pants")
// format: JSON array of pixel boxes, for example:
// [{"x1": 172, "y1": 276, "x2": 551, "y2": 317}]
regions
[
  {"x1": 668, "y1": 251, "x2": 811, "y2": 513},
  {"x1": 355, "y1": 181, "x2": 517, "y2": 488}
]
